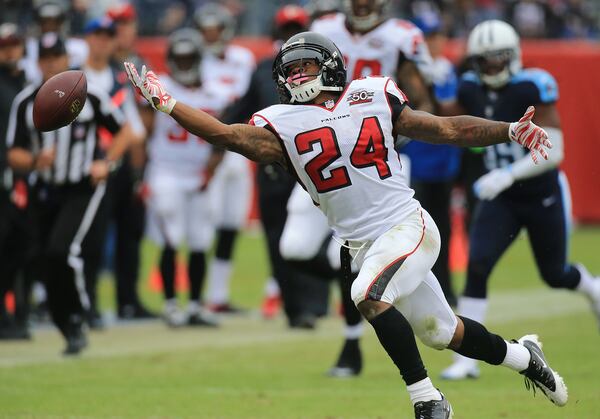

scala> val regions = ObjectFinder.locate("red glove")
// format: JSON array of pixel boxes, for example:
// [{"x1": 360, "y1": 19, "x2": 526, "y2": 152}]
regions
[{"x1": 509, "y1": 106, "x2": 553, "y2": 164}]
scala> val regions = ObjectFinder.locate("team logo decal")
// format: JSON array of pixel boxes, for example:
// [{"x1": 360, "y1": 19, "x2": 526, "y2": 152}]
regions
[
  {"x1": 347, "y1": 89, "x2": 375, "y2": 106},
  {"x1": 70, "y1": 99, "x2": 82, "y2": 114},
  {"x1": 368, "y1": 38, "x2": 383, "y2": 49},
  {"x1": 54, "y1": 89, "x2": 65, "y2": 98}
]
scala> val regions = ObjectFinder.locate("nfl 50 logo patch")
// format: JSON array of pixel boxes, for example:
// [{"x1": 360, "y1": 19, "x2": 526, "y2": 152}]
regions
[{"x1": 347, "y1": 89, "x2": 375, "y2": 106}]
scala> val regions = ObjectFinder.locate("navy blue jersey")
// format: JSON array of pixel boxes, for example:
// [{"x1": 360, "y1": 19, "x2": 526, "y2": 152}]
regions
[{"x1": 458, "y1": 68, "x2": 559, "y2": 198}]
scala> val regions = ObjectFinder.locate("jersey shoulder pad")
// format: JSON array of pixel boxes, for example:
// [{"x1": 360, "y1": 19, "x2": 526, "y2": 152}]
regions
[
  {"x1": 350, "y1": 76, "x2": 408, "y2": 103},
  {"x1": 250, "y1": 104, "x2": 293, "y2": 129},
  {"x1": 459, "y1": 71, "x2": 482, "y2": 86},
  {"x1": 510, "y1": 68, "x2": 559, "y2": 103}
]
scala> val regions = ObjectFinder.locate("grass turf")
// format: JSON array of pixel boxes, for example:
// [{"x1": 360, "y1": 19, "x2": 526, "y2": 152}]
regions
[{"x1": 0, "y1": 227, "x2": 599, "y2": 418}]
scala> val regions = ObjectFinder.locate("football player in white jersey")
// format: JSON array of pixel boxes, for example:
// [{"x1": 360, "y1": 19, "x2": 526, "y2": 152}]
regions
[
  {"x1": 125, "y1": 32, "x2": 566, "y2": 418},
  {"x1": 194, "y1": 2, "x2": 256, "y2": 313},
  {"x1": 293, "y1": 0, "x2": 436, "y2": 376},
  {"x1": 144, "y1": 29, "x2": 228, "y2": 328}
]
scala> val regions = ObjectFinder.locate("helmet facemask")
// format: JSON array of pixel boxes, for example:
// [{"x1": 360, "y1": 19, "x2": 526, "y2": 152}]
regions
[
  {"x1": 167, "y1": 30, "x2": 203, "y2": 86},
  {"x1": 473, "y1": 49, "x2": 514, "y2": 89},
  {"x1": 275, "y1": 43, "x2": 344, "y2": 104},
  {"x1": 343, "y1": 0, "x2": 387, "y2": 32}
]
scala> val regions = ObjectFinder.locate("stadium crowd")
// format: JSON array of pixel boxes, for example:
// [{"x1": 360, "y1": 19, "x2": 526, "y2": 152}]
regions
[
  {"x1": 2, "y1": 0, "x2": 599, "y2": 39},
  {"x1": 1, "y1": 1, "x2": 599, "y2": 402}
]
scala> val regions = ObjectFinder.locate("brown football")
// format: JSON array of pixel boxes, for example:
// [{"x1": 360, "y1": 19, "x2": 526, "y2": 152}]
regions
[{"x1": 33, "y1": 70, "x2": 87, "y2": 132}]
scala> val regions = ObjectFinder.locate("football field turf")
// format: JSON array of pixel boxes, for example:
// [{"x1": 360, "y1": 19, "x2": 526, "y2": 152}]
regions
[{"x1": 1, "y1": 227, "x2": 599, "y2": 418}]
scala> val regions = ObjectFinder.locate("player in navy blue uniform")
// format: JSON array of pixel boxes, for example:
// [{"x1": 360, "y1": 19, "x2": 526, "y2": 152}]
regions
[{"x1": 442, "y1": 20, "x2": 600, "y2": 380}]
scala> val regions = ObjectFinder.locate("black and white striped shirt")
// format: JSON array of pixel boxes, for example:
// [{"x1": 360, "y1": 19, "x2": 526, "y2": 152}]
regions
[{"x1": 6, "y1": 83, "x2": 124, "y2": 187}]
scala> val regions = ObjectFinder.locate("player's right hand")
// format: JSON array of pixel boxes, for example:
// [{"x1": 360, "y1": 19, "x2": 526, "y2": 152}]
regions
[
  {"x1": 508, "y1": 106, "x2": 553, "y2": 164},
  {"x1": 123, "y1": 62, "x2": 176, "y2": 114}
]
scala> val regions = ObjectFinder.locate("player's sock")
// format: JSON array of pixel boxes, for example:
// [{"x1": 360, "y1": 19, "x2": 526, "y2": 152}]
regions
[
  {"x1": 160, "y1": 246, "x2": 176, "y2": 300},
  {"x1": 188, "y1": 251, "x2": 206, "y2": 303},
  {"x1": 407, "y1": 378, "x2": 442, "y2": 405},
  {"x1": 454, "y1": 316, "x2": 507, "y2": 365},
  {"x1": 264, "y1": 277, "x2": 280, "y2": 298},
  {"x1": 344, "y1": 323, "x2": 364, "y2": 339},
  {"x1": 368, "y1": 306, "x2": 429, "y2": 386},
  {"x1": 501, "y1": 340, "x2": 531, "y2": 372},
  {"x1": 575, "y1": 264, "x2": 595, "y2": 295},
  {"x1": 457, "y1": 296, "x2": 488, "y2": 322},
  {"x1": 449, "y1": 296, "x2": 489, "y2": 365},
  {"x1": 207, "y1": 258, "x2": 232, "y2": 305}
]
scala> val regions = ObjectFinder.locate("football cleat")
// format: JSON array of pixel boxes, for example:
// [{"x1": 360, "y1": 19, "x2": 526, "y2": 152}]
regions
[
  {"x1": 440, "y1": 358, "x2": 480, "y2": 381},
  {"x1": 63, "y1": 320, "x2": 88, "y2": 356},
  {"x1": 261, "y1": 295, "x2": 281, "y2": 319},
  {"x1": 517, "y1": 334, "x2": 568, "y2": 407},
  {"x1": 187, "y1": 306, "x2": 219, "y2": 328},
  {"x1": 208, "y1": 302, "x2": 247, "y2": 315},
  {"x1": 163, "y1": 304, "x2": 187, "y2": 328},
  {"x1": 413, "y1": 392, "x2": 453, "y2": 419}
]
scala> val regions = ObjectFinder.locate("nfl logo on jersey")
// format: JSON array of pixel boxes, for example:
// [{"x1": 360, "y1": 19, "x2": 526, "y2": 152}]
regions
[{"x1": 347, "y1": 89, "x2": 375, "y2": 106}]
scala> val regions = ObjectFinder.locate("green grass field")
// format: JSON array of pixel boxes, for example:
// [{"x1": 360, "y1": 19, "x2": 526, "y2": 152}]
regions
[{"x1": 1, "y1": 227, "x2": 599, "y2": 418}]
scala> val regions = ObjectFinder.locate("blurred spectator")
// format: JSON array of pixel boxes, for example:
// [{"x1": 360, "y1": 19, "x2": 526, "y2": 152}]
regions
[
  {"x1": 507, "y1": 0, "x2": 559, "y2": 38},
  {"x1": 553, "y1": 0, "x2": 598, "y2": 38}
]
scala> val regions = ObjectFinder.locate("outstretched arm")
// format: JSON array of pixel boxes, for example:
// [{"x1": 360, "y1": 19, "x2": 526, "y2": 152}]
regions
[
  {"x1": 124, "y1": 62, "x2": 284, "y2": 165},
  {"x1": 170, "y1": 101, "x2": 284, "y2": 164},
  {"x1": 394, "y1": 105, "x2": 552, "y2": 163}
]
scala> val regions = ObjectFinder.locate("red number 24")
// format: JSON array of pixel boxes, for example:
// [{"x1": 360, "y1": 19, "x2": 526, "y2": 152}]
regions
[{"x1": 294, "y1": 116, "x2": 391, "y2": 193}]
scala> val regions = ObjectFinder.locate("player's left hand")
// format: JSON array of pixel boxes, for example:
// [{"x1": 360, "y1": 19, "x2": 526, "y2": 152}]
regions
[
  {"x1": 509, "y1": 106, "x2": 553, "y2": 164},
  {"x1": 123, "y1": 62, "x2": 176, "y2": 114},
  {"x1": 473, "y1": 168, "x2": 514, "y2": 200}
]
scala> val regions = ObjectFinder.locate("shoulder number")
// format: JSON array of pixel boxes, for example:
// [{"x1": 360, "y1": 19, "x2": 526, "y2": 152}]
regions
[{"x1": 294, "y1": 116, "x2": 392, "y2": 193}]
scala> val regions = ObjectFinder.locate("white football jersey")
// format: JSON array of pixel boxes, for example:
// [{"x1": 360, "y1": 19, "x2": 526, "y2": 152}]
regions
[
  {"x1": 201, "y1": 44, "x2": 256, "y2": 103},
  {"x1": 147, "y1": 75, "x2": 230, "y2": 188},
  {"x1": 310, "y1": 13, "x2": 433, "y2": 82},
  {"x1": 251, "y1": 76, "x2": 418, "y2": 242}
]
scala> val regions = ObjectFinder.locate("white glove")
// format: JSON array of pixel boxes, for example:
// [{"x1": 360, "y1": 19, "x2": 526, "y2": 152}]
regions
[
  {"x1": 508, "y1": 106, "x2": 553, "y2": 164},
  {"x1": 473, "y1": 168, "x2": 514, "y2": 200},
  {"x1": 123, "y1": 62, "x2": 176, "y2": 114}
]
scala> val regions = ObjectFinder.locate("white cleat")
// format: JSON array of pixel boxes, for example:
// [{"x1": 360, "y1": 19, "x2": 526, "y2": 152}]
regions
[
  {"x1": 440, "y1": 359, "x2": 480, "y2": 380},
  {"x1": 163, "y1": 304, "x2": 187, "y2": 327},
  {"x1": 517, "y1": 334, "x2": 568, "y2": 407}
]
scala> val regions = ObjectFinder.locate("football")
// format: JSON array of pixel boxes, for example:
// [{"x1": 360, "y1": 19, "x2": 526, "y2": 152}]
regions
[{"x1": 33, "y1": 70, "x2": 87, "y2": 132}]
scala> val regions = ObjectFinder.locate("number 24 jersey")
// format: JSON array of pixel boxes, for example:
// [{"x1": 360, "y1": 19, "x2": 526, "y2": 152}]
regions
[{"x1": 251, "y1": 76, "x2": 418, "y2": 242}]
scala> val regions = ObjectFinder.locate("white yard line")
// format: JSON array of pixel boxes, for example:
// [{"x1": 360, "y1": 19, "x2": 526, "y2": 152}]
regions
[{"x1": 0, "y1": 288, "x2": 590, "y2": 368}]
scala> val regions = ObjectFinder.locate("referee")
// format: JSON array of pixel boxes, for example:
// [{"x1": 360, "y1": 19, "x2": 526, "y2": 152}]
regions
[{"x1": 7, "y1": 33, "x2": 130, "y2": 355}]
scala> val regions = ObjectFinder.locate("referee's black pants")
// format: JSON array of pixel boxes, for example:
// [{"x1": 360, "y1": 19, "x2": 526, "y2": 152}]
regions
[{"x1": 34, "y1": 183, "x2": 108, "y2": 337}]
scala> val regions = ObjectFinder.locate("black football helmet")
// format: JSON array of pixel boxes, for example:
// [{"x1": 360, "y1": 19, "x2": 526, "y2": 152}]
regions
[
  {"x1": 273, "y1": 31, "x2": 346, "y2": 104},
  {"x1": 167, "y1": 29, "x2": 203, "y2": 86}
]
